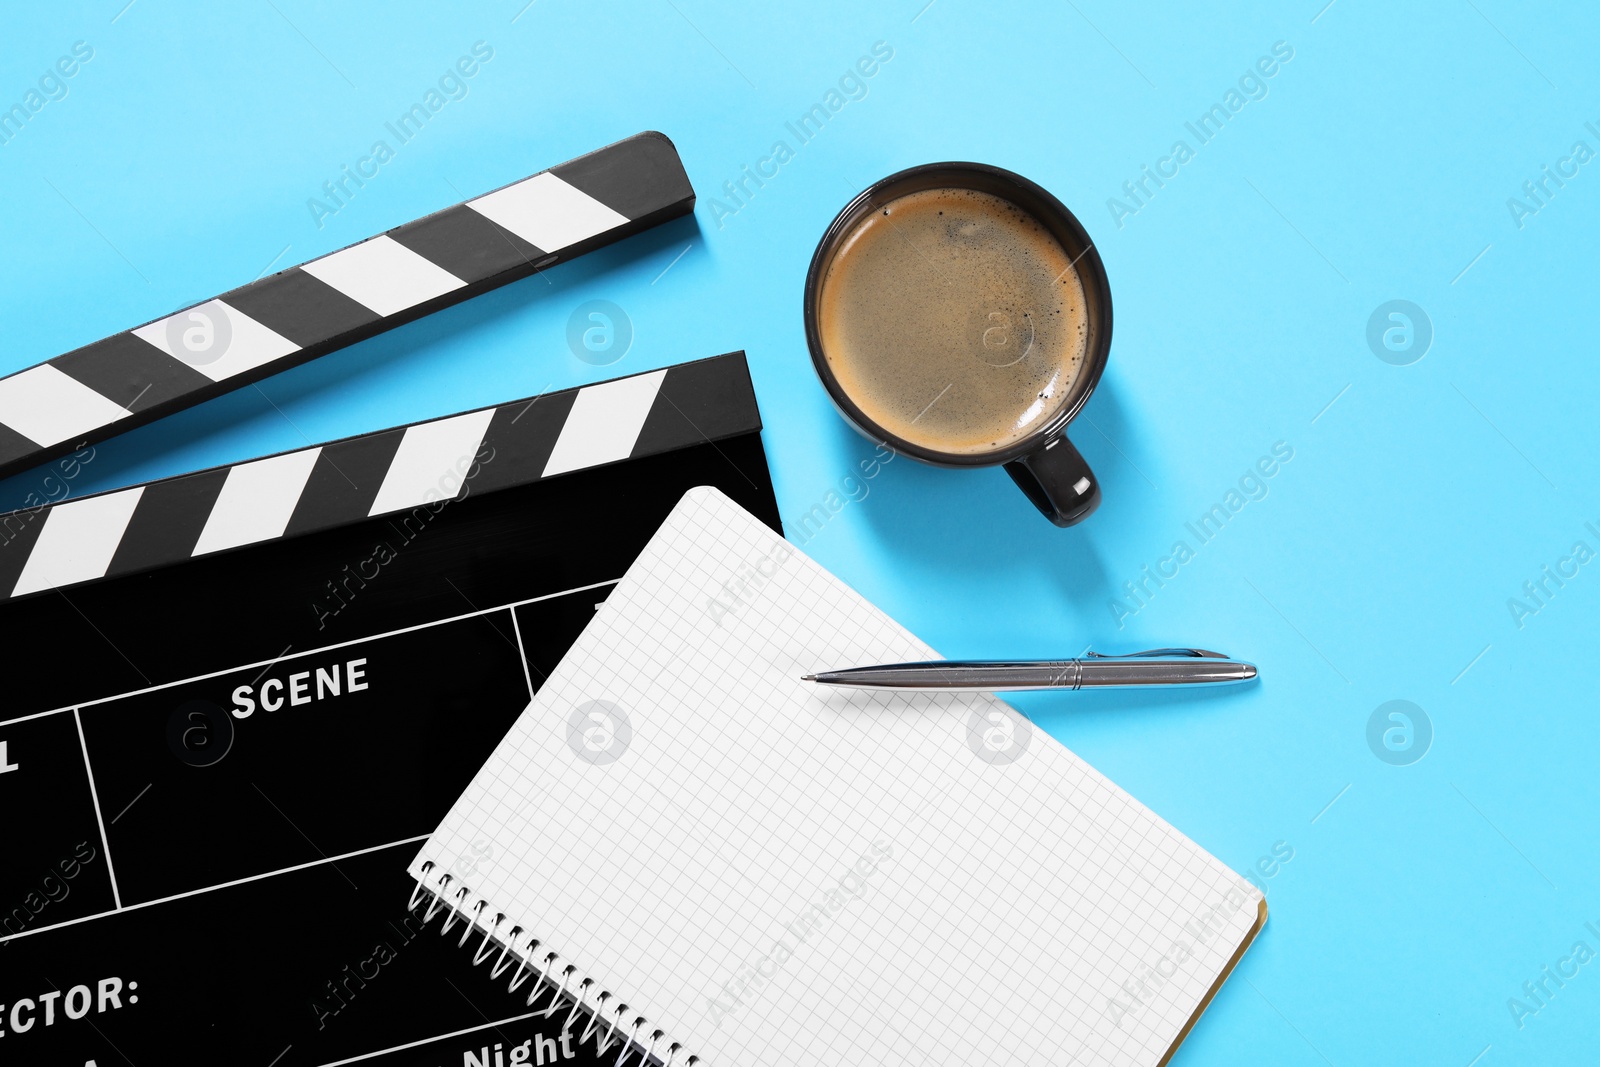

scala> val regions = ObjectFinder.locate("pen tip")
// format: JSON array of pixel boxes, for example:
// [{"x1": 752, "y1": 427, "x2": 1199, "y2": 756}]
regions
[
  {"x1": 800, "y1": 674, "x2": 817, "y2": 682},
  {"x1": 1240, "y1": 663, "x2": 1258, "y2": 680}
]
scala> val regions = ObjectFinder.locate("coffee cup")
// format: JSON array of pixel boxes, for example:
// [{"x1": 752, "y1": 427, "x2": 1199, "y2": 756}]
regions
[{"x1": 803, "y1": 163, "x2": 1112, "y2": 526}]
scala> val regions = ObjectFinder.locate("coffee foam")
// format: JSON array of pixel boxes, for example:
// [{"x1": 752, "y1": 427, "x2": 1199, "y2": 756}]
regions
[{"x1": 817, "y1": 186, "x2": 1089, "y2": 455}]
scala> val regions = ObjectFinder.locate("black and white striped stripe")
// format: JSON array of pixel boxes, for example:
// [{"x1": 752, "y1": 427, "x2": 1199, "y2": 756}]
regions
[
  {"x1": 0, "y1": 131, "x2": 695, "y2": 483},
  {"x1": 0, "y1": 352, "x2": 758, "y2": 601}
]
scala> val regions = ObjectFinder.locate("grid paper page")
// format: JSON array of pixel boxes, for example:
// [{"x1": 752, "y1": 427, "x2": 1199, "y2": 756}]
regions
[{"x1": 411, "y1": 487, "x2": 1263, "y2": 1067}]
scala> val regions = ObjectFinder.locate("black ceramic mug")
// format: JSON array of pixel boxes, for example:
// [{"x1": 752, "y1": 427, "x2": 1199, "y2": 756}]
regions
[{"x1": 803, "y1": 163, "x2": 1112, "y2": 526}]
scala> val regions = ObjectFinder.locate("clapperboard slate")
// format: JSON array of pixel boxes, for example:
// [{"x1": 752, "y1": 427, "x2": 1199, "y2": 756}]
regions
[
  {"x1": 0, "y1": 353, "x2": 779, "y2": 1066},
  {"x1": 0, "y1": 130, "x2": 695, "y2": 482}
]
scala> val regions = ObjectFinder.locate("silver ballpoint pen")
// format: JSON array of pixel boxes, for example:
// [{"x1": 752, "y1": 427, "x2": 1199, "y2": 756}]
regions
[{"x1": 801, "y1": 648, "x2": 1258, "y2": 692}]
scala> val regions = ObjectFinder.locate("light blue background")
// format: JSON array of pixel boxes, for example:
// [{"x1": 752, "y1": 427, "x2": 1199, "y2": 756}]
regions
[{"x1": 3, "y1": 2, "x2": 1597, "y2": 1062}]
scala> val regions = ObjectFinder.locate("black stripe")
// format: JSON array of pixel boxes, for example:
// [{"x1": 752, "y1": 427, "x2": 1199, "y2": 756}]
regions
[
  {"x1": 551, "y1": 131, "x2": 696, "y2": 220},
  {"x1": 388, "y1": 204, "x2": 548, "y2": 285},
  {"x1": 105, "y1": 467, "x2": 229, "y2": 579},
  {"x1": 0, "y1": 501, "x2": 49, "y2": 596},
  {"x1": 283, "y1": 428, "x2": 404, "y2": 537},
  {"x1": 0, "y1": 134, "x2": 695, "y2": 486},
  {"x1": 0, "y1": 419, "x2": 41, "y2": 466},
  {"x1": 52, "y1": 333, "x2": 212, "y2": 413},
  {"x1": 470, "y1": 389, "x2": 580, "y2": 495},
  {"x1": 0, "y1": 353, "x2": 761, "y2": 602},
  {"x1": 219, "y1": 267, "x2": 379, "y2": 350},
  {"x1": 632, "y1": 351, "x2": 762, "y2": 457}
]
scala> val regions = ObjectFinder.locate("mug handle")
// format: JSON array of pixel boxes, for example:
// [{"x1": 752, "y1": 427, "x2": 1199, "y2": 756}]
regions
[{"x1": 1004, "y1": 435, "x2": 1101, "y2": 527}]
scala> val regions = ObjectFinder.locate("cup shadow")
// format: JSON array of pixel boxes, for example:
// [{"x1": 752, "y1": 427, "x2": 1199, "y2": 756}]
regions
[{"x1": 840, "y1": 410, "x2": 1116, "y2": 609}]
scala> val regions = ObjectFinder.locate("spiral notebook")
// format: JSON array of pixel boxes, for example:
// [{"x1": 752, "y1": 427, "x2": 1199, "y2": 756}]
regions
[{"x1": 408, "y1": 486, "x2": 1266, "y2": 1067}]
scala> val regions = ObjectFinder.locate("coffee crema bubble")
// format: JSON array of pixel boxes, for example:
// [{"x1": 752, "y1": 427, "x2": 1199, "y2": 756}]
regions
[{"x1": 816, "y1": 186, "x2": 1089, "y2": 455}]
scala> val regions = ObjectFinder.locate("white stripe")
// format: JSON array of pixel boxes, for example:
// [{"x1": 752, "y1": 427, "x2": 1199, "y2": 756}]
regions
[
  {"x1": 542, "y1": 369, "x2": 666, "y2": 478},
  {"x1": 192, "y1": 448, "x2": 322, "y2": 556},
  {"x1": 468, "y1": 172, "x2": 629, "y2": 252},
  {"x1": 12, "y1": 488, "x2": 144, "y2": 597},
  {"x1": 0, "y1": 364, "x2": 131, "y2": 448},
  {"x1": 300, "y1": 235, "x2": 466, "y2": 318},
  {"x1": 131, "y1": 299, "x2": 299, "y2": 383},
  {"x1": 368, "y1": 409, "x2": 495, "y2": 517}
]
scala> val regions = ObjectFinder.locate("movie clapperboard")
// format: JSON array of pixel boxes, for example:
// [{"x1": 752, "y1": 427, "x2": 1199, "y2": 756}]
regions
[
  {"x1": 0, "y1": 351, "x2": 781, "y2": 1066},
  {"x1": 0, "y1": 130, "x2": 695, "y2": 483}
]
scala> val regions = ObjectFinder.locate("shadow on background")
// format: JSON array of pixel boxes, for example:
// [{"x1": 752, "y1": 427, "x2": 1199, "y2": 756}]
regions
[
  {"x1": 1014, "y1": 675, "x2": 1264, "y2": 765},
  {"x1": 840, "y1": 376, "x2": 1176, "y2": 615}
]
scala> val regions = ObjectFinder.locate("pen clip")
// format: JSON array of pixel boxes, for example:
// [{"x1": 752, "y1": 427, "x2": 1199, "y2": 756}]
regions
[{"x1": 1084, "y1": 648, "x2": 1229, "y2": 659}]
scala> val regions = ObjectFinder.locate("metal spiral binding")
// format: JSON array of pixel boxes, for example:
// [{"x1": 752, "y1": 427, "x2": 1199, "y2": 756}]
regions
[{"x1": 409, "y1": 860, "x2": 700, "y2": 1067}]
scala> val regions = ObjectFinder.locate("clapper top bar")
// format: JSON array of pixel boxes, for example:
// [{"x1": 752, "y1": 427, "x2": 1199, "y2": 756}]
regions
[
  {"x1": 0, "y1": 352, "x2": 759, "y2": 603},
  {"x1": 0, "y1": 131, "x2": 696, "y2": 483}
]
